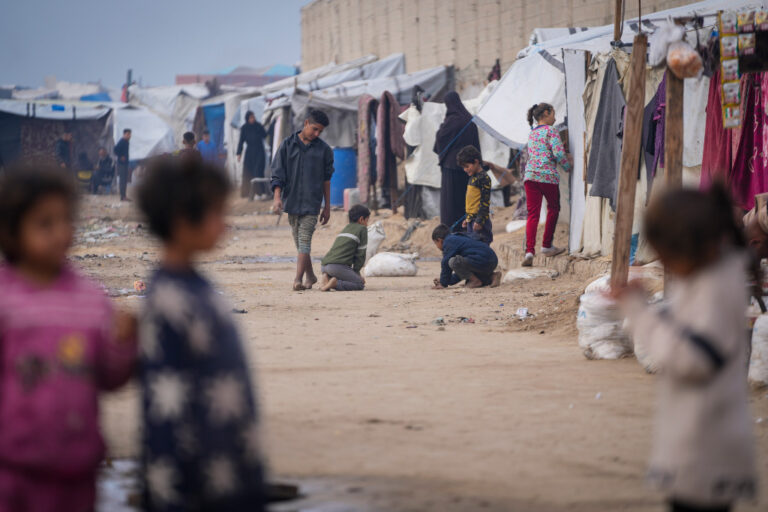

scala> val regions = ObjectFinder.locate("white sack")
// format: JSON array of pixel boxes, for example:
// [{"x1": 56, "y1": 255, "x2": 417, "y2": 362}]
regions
[
  {"x1": 749, "y1": 314, "x2": 768, "y2": 388},
  {"x1": 577, "y1": 292, "x2": 632, "y2": 360},
  {"x1": 366, "y1": 221, "x2": 386, "y2": 262},
  {"x1": 363, "y1": 252, "x2": 418, "y2": 277}
]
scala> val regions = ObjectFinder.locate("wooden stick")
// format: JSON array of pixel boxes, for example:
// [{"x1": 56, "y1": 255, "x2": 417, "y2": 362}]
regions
[
  {"x1": 614, "y1": 0, "x2": 623, "y2": 41},
  {"x1": 610, "y1": 33, "x2": 648, "y2": 289},
  {"x1": 665, "y1": 72, "x2": 684, "y2": 187}
]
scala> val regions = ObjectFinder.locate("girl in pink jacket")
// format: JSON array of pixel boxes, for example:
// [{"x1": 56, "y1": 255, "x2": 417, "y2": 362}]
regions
[{"x1": 0, "y1": 165, "x2": 137, "y2": 512}]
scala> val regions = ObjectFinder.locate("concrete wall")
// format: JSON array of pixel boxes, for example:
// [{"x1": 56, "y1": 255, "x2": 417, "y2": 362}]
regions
[{"x1": 301, "y1": 0, "x2": 691, "y2": 92}]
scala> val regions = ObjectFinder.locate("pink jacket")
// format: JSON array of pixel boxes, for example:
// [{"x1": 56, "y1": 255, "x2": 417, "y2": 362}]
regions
[{"x1": 0, "y1": 264, "x2": 136, "y2": 478}]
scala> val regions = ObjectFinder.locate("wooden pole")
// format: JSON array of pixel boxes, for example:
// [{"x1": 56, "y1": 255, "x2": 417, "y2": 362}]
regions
[
  {"x1": 614, "y1": 0, "x2": 623, "y2": 41},
  {"x1": 664, "y1": 72, "x2": 684, "y2": 187},
  {"x1": 610, "y1": 33, "x2": 648, "y2": 289}
]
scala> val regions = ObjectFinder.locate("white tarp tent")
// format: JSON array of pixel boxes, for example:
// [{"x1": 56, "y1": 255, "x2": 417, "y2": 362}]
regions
[
  {"x1": 476, "y1": 0, "x2": 765, "y2": 148},
  {"x1": 399, "y1": 80, "x2": 511, "y2": 189},
  {"x1": 0, "y1": 99, "x2": 110, "y2": 120},
  {"x1": 110, "y1": 104, "x2": 175, "y2": 161},
  {"x1": 128, "y1": 84, "x2": 209, "y2": 144},
  {"x1": 270, "y1": 65, "x2": 450, "y2": 148}
]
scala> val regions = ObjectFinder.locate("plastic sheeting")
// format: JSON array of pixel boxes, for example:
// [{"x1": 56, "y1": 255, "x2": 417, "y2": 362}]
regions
[
  {"x1": 474, "y1": 51, "x2": 566, "y2": 148},
  {"x1": 128, "y1": 84, "x2": 209, "y2": 144},
  {"x1": 263, "y1": 53, "x2": 405, "y2": 105},
  {"x1": 0, "y1": 99, "x2": 111, "y2": 120},
  {"x1": 202, "y1": 103, "x2": 226, "y2": 152},
  {"x1": 275, "y1": 66, "x2": 450, "y2": 148},
  {"x1": 111, "y1": 105, "x2": 175, "y2": 161},
  {"x1": 564, "y1": 49, "x2": 587, "y2": 254},
  {"x1": 399, "y1": 81, "x2": 514, "y2": 190}
]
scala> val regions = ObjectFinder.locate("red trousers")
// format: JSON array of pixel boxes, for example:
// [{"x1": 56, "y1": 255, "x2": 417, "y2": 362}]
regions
[{"x1": 524, "y1": 180, "x2": 560, "y2": 254}]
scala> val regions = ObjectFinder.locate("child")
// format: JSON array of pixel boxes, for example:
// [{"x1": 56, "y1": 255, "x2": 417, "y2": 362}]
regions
[
  {"x1": 613, "y1": 186, "x2": 756, "y2": 512},
  {"x1": 0, "y1": 164, "x2": 137, "y2": 512},
  {"x1": 456, "y1": 145, "x2": 493, "y2": 244},
  {"x1": 178, "y1": 131, "x2": 202, "y2": 163},
  {"x1": 431, "y1": 224, "x2": 501, "y2": 289},
  {"x1": 522, "y1": 103, "x2": 571, "y2": 267},
  {"x1": 320, "y1": 204, "x2": 369, "y2": 292},
  {"x1": 136, "y1": 158, "x2": 266, "y2": 511}
]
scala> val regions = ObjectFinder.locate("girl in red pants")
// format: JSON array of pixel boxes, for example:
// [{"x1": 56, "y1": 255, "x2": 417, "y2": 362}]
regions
[{"x1": 522, "y1": 103, "x2": 572, "y2": 266}]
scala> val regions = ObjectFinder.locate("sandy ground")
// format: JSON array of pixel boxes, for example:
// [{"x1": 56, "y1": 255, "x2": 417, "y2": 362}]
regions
[{"x1": 70, "y1": 195, "x2": 768, "y2": 512}]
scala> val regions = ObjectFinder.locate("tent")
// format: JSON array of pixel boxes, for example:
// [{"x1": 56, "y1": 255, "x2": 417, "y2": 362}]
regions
[
  {"x1": 475, "y1": 0, "x2": 766, "y2": 255},
  {"x1": 0, "y1": 99, "x2": 112, "y2": 167},
  {"x1": 128, "y1": 84, "x2": 210, "y2": 144}
]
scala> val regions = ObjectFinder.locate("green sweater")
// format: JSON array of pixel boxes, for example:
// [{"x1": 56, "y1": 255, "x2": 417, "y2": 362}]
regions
[{"x1": 321, "y1": 222, "x2": 368, "y2": 272}]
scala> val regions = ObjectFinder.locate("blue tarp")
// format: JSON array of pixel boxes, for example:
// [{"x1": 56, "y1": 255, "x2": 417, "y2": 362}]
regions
[
  {"x1": 80, "y1": 92, "x2": 112, "y2": 102},
  {"x1": 264, "y1": 64, "x2": 297, "y2": 77},
  {"x1": 202, "y1": 103, "x2": 226, "y2": 153}
]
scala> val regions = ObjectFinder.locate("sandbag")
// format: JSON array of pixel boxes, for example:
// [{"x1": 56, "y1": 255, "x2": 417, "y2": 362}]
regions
[
  {"x1": 363, "y1": 252, "x2": 418, "y2": 277},
  {"x1": 577, "y1": 292, "x2": 632, "y2": 360},
  {"x1": 749, "y1": 314, "x2": 768, "y2": 388},
  {"x1": 502, "y1": 268, "x2": 558, "y2": 284},
  {"x1": 366, "y1": 221, "x2": 386, "y2": 262}
]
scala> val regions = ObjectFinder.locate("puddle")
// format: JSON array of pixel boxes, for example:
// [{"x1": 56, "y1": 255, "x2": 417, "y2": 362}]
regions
[{"x1": 217, "y1": 256, "x2": 322, "y2": 264}]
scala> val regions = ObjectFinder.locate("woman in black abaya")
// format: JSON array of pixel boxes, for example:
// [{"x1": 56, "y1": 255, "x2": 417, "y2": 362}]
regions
[
  {"x1": 433, "y1": 92, "x2": 480, "y2": 229},
  {"x1": 237, "y1": 110, "x2": 268, "y2": 198}
]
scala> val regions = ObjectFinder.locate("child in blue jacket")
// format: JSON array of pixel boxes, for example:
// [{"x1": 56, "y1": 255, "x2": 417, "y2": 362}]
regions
[{"x1": 431, "y1": 224, "x2": 501, "y2": 289}]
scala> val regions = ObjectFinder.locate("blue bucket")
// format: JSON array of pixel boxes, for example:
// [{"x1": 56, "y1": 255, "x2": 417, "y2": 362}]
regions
[{"x1": 330, "y1": 147, "x2": 357, "y2": 206}]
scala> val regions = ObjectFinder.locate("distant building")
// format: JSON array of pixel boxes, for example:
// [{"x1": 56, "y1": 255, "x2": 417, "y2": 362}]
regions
[
  {"x1": 301, "y1": 0, "x2": 691, "y2": 92},
  {"x1": 175, "y1": 64, "x2": 298, "y2": 87}
]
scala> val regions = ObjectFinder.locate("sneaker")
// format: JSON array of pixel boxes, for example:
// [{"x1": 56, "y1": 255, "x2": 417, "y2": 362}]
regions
[
  {"x1": 541, "y1": 246, "x2": 565, "y2": 257},
  {"x1": 522, "y1": 253, "x2": 534, "y2": 267}
]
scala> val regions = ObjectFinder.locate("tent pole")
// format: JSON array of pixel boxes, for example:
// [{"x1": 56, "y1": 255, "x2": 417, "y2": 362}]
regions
[
  {"x1": 610, "y1": 33, "x2": 647, "y2": 289},
  {"x1": 613, "y1": 0, "x2": 623, "y2": 41}
]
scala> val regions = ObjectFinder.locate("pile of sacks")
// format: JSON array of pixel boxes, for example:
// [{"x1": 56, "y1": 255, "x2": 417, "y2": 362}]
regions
[{"x1": 576, "y1": 266, "x2": 664, "y2": 366}]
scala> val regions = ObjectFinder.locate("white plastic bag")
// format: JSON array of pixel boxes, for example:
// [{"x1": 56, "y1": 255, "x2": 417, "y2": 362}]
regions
[
  {"x1": 649, "y1": 21, "x2": 685, "y2": 66},
  {"x1": 366, "y1": 221, "x2": 386, "y2": 262},
  {"x1": 577, "y1": 293, "x2": 633, "y2": 360},
  {"x1": 667, "y1": 41, "x2": 703, "y2": 79},
  {"x1": 749, "y1": 314, "x2": 768, "y2": 388},
  {"x1": 363, "y1": 252, "x2": 418, "y2": 277}
]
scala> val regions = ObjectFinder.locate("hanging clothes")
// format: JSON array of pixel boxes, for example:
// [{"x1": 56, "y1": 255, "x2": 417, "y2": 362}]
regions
[
  {"x1": 700, "y1": 70, "x2": 735, "y2": 191},
  {"x1": 586, "y1": 58, "x2": 625, "y2": 210},
  {"x1": 375, "y1": 91, "x2": 407, "y2": 210},
  {"x1": 357, "y1": 94, "x2": 378, "y2": 204},
  {"x1": 729, "y1": 74, "x2": 768, "y2": 211},
  {"x1": 651, "y1": 73, "x2": 667, "y2": 176}
]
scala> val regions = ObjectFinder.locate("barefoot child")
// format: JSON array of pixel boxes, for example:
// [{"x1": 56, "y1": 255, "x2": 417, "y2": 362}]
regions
[
  {"x1": 271, "y1": 109, "x2": 334, "y2": 291},
  {"x1": 456, "y1": 145, "x2": 493, "y2": 244},
  {"x1": 0, "y1": 165, "x2": 137, "y2": 512},
  {"x1": 320, "y1": 204, "x2": 369, "y2": 292},
  {"x1": 137, "y1": 158, "x2": 266, "y2": 511},
  {"x1": 613, "y1": 186, "x2": 756, "y2": 512},
  {"x1": 431, "y1": 224, "x2": 501, "y2": 289}
]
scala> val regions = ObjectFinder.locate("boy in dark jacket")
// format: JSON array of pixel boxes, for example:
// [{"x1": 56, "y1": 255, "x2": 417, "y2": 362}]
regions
[
  {"x1": 320, "y1": 204, "x2": 370, "y2": 292},
  {"x1": 432, "y1": 224, "x2": 501, "y2": 289}
]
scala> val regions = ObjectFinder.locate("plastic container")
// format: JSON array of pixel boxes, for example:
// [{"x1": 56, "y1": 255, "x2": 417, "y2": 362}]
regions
[{"x1": 331, "y1": 147, "x2": 357, "y2": 206}]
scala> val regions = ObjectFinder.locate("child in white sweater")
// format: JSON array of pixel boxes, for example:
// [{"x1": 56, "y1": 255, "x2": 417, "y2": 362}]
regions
[{"x1": 613, "y1": 185, "x2": 757, "y2": 512}]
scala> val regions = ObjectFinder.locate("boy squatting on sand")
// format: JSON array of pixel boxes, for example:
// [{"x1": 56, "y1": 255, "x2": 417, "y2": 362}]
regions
[
  {"x1": 431, "y1": 224, "x2": 501, "y2": 289},
  {"x1": 319, "y1": 204, "x2": 370, "y2": 292}
]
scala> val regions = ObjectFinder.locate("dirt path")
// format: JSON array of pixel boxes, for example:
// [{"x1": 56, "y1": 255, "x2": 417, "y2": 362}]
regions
[{"x1": 73, "y1": 196, "x2": 767, "y2": 512}]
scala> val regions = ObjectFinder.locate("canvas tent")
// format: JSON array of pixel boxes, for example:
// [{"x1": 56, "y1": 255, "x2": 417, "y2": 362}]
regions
[
  {"x1": 475, "y1": 0, "x2": 765, "y2": 255},
  {"x1": 0, "y1": 99, "x2": 112, "y2": 167},
  {"x1": 128, "y1": 84, "x2": 210, "y2": 144}
]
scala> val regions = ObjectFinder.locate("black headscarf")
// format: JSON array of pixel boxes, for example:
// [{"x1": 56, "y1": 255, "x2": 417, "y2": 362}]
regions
[{"x1": 433, "y1": 92, "x2": 480, "y2": 168}]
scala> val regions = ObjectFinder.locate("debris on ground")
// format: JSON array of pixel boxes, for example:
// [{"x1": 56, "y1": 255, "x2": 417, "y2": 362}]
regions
[{"x1": 502, "y1": 268, "x2": 559, "y2": 284}]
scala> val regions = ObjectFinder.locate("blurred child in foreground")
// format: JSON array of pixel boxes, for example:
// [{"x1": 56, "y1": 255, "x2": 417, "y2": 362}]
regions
[
  {"x1": 137, "y1": 157, "x2": 266, "y2": 511},
  {"x1": 0, "y1": 165, "x2": 137, "y2": 512},
  {"x1": 612, "y1": 185, "x2": 756, "y2": 512}
]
